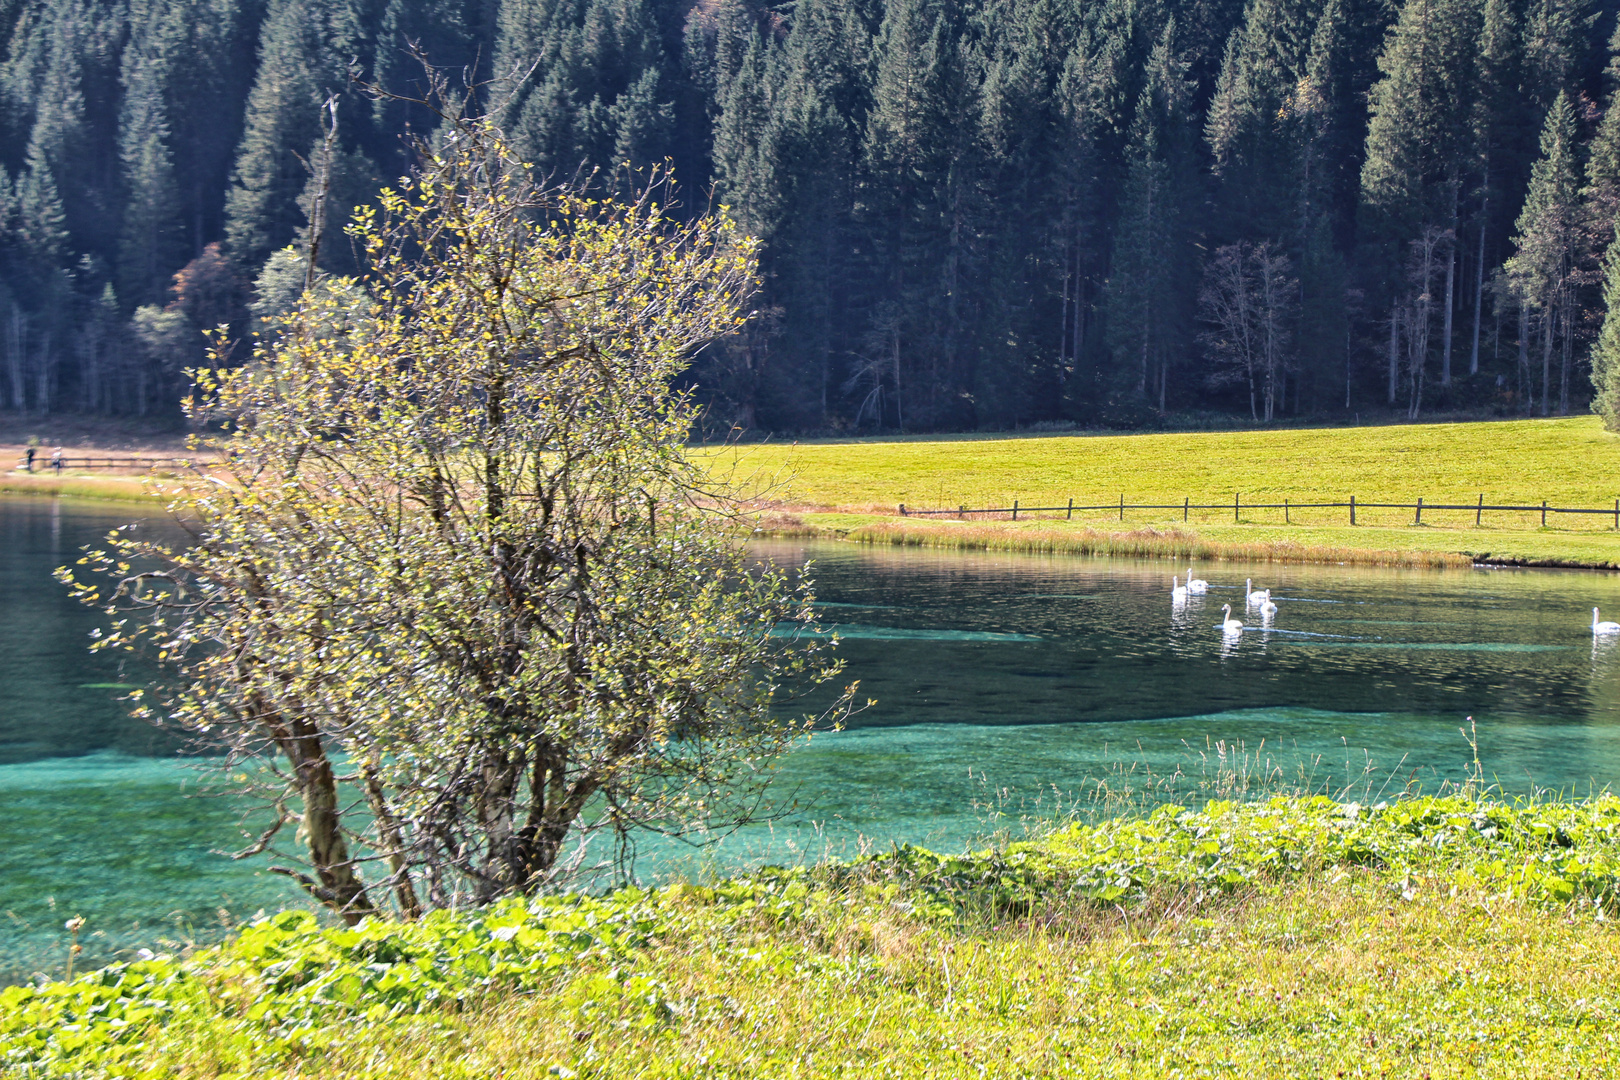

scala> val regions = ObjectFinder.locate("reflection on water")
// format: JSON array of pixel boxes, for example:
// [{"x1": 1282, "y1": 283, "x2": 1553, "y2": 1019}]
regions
[{"x1": 5, "y1": 501, "x2": 1620, "y2": 980}]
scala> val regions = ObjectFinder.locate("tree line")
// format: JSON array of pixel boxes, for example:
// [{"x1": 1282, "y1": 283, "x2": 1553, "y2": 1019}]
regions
[{"x1": 6, "y1": 0, "x2": 1620, "y2": 432}]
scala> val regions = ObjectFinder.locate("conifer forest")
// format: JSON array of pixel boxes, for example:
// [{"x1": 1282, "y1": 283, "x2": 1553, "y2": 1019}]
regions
[{"x1": 7, "y1": 0, "x2": 1620, "y2": 432}]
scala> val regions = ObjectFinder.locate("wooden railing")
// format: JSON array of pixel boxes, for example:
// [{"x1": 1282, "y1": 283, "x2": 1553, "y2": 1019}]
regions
[
  {"x1": 13, "y1": 456, "x2": 192, "y2": 473},
  {"x1": 897, "y1": 494, "x2": 1620, "y2": 529}
]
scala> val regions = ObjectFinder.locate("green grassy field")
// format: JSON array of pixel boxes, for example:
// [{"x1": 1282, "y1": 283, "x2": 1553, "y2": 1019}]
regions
[
  {"x1": 10, "y1": 794, "x2": 1620, "y2": 1078},
  {"x1": 710, "y1": 416, "x2": 1620, "y2": 567}
]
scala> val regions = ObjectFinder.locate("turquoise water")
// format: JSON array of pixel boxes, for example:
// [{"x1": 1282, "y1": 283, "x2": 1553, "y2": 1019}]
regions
[{"x1": 6, "y1": 499, "x2": 1620, "y2": 980}]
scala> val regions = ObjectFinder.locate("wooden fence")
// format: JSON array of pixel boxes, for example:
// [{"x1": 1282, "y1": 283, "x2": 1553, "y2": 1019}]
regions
[
  {"x1": 897, "y1": 494, "x2": 1620, "y2": 529},
  {"x1": 14, "y1": 456, "x2": 192, "y2": 473}
]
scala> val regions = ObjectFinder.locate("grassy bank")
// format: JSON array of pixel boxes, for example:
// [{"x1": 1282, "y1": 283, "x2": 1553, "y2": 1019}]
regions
[
  {"x1": 717, "y1": 416, "x2": 1620, "y2": 568},
  {"x1": 0, "y1": 473, "x2": 167, "y2": 502},
  {"x1": 10, "y1": 794, "x2": 1620, "y2": 1077}
]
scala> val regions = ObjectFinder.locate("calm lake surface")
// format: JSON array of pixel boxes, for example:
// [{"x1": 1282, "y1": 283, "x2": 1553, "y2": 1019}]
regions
[{"x1": 5, "y1": 497, "x2": 1620, "y2": 979}]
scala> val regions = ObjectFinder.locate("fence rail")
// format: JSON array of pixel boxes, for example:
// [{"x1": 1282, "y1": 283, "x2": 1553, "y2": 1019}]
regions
[
  {"x1": 897, "y1": 493, "x2": 1620, "y2": 529},
  {"x1": 14, "y1": 456, "x2": 192, "y2": 473}
]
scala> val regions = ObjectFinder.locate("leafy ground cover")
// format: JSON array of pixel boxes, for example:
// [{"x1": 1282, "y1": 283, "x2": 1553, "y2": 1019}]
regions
[
  {"x1": 711, "y1": 416, "x2": 1620, "y2": 567},
  {"x1": 10, "y1": 794, "x2": 1620, "y2": 1077}
]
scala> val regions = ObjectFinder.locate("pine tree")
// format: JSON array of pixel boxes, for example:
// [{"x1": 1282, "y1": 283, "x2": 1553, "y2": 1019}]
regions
[
  {"x1": 1360, "y1": 0, "x2": 1481, "y2": 402},
  {"x1": 1520, "y1": 0, "x2": 1596, "y2": 116},
  {"x1": 1105, "y1": 19, "x2": 1197, "y2": 413},
  {"x1": 860, "y1": 0, "x2": 982, "y2": 428},
  {"x1": 16, "y1": 144, "x2": 67, "y2": 278},
  {"x1": 1505, "y1": 90, "x2": 1583, "y2": 414},
  {"x1": 125, "y1": 0, "x2": 257, "y2": 264},
  {"x1": 742, "y1": 0, "x2": 873, "y2": 428},
  {"x1": 223, "y1": 0, "x2": 371, "y2": 270},
  {"x1": 1204, "y1": 0, "x2": 1315, "y2": 241},
  {"x1": 1591, "y1": 224, "x2": 1620, "y2": 429},
  {"x1": 117, "y1": 75, "x2": 185, "y2": 309}
]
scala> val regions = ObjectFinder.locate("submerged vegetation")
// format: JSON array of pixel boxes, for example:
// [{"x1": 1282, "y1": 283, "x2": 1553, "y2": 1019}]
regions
[{"x1": 9, "y1": 793, "x2": 1620, "y2": 1076}]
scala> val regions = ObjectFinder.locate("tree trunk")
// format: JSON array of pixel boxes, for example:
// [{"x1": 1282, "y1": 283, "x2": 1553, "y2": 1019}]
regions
[
  {"x1": 1540, "y1": 308, "x2": 1553, "y2": 417},
  {"x1": 275, "y1": 714, "x2": 377, "y2": 924},
  {"x1": 1440, "y1": 235, "x2": 1456, "y2": 386},
  {"x1": 1469, "y1": 195, "x2": 1486, "y2": 376},
  {"x1": 1388, "y1": 301, "x2": 1399, "y2": 404},
  {"x1": 1559, "y1": 303, "x2": 1572, "y2": 415},
  {"x1": 361, "y1": 761, "x2": 422, "y2": 920},
  {"x1": 1518, "y1": 303, "x2": 1531, "y2": 412},
  {"x1": 1345, "y1": 317, "x2": 1353, "y2": 410}
]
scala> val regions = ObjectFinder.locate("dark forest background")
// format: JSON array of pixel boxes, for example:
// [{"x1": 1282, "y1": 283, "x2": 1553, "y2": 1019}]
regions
[{"x1": 4, "y1": 0, "x2": 1620, "y2": 433}]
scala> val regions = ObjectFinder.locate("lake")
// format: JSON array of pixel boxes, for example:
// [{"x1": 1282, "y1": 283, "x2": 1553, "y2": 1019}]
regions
[{"x1": 5, "y1": 496, "x2": 1620, "y2": 980}]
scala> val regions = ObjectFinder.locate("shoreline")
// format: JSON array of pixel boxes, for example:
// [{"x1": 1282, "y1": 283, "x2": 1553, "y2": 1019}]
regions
[
  {"x1": 10, "y1": 472, "x2": 1618, "y2": 573},
  {"x1": 11, "y1": 483, "x2": 1618, "y2": 570},
  {"x1": 755, "y1": 512, "x2": 1620, "y2": 571}
]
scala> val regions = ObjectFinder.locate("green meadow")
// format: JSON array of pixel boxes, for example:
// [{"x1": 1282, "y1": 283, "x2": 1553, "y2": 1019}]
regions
[
  {"x1": 709, "y1": 416, "x2": 1620, "y2": 567},
  {"x1": 9, "y1": 794, "x2": 1620, "y2": 1078}
]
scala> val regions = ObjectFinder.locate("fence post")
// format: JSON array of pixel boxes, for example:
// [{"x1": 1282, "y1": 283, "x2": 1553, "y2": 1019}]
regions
[
  {"x1": 1614, "y1": 498, "x2": 1618, "y2": 531},
  {"x1": 1066, "y1": 497, "x2": 1073, "y2": 521},
  {"x1": 1415, "y1": 497, "x2": 1423, "y2": 526},
  {"x1": 1119, "y1": 493, "x2": 1124, "y2": 521},
  {"x1": 1477, "y1": 494, "x2": 1483, "y2": 527},
  {"x1": 1350, "y1": 495, "x2": 1356, "y2": 526},
  {"x1": 959, "y1": 505, "x2": 966, "y2": 520},
  {"x1": 1541, "y1": 500, "x2": 1548, "y2": 527},
  {"x1": 1285, "y1": 498, "x2": 1290, "y2": 524},
  {"x1": 1183, "y1": 496, "x2": 1189, "y2": 523},
  {"x1": 1235, "y1": 493, "x2": 1240, "y2": 524},
  {"x1": 899, "y1": 504, "x2": 907, "y2": 516},
  {"x1": 1012, "y1": 500, "x2": 1019, "y2": 521}
]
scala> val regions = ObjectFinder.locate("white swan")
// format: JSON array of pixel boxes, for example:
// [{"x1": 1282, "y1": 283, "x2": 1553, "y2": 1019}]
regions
[
  {"x1": 1259, "y1": 598, "x2": 1278, "y2": 618},
  {"x1": 1245, "y1": 579, "x2": 1270, "y2": 606},
  {"x1": 1172, "y1": 575, "x2": 1188, "y2": 601},
  {"x1": 1185, "y1": 567, "x2": 1209, "y2": 594},
  {"x1": 1594, "y1": 608, "x2": 1620, "y2": 634},
  {"x1": 1219, "y1": 604, "x2": 1244, "y2": 634}
]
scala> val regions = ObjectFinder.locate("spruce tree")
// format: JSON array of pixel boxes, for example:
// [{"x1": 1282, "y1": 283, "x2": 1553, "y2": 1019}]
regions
[
  {"x1": 1360, "y1": 0, "x2": 1481, "y2": 402},
  {"x1": 1505, "y1": 90, "x2": 1583, "y2": 414},
  {"x1": 1591, "y1": 224, "x2": 1620, "y2": 429},
  {"x1": 117, "y1": 77, "x2": 185, "y2": 309},
  {"x1": 1105, "y1": 20, "x2": 1197, "y2": 413},
  {"x1": 223, "y1": 0, "x2": 372, "y2": 270}
]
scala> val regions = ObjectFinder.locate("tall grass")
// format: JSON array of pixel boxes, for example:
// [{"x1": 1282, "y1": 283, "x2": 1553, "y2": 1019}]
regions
[
  {"x1": 834, "y1": 520, "x2": 1473, "y2": 567},
  {"x1": 0, "y1": 474, "x2": 167, "y2": 502}
]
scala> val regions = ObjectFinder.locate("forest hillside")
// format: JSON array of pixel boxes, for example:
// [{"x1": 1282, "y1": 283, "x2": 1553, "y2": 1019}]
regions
[{"x1": 6, "y1": 0, "x2": 1620, "y2": 433}]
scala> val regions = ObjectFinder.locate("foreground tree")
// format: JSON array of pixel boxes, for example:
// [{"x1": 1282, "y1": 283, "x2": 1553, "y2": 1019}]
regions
[{"x1": 65, "y1": 108, "x2": 849, "y2": 922}]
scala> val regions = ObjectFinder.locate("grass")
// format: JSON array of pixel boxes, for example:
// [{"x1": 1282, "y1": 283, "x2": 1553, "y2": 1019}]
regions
[
  {"x1": 712, "y1": 415, "x2": 1620, "y2": 567},
  {"x1": 18, "y1": 415, "x2": 1620, "y2": 565},
  {"x1": 11, "y1": 793, "x2": 1620, "y2": 1077},
  {"x1": 0, "y1": 473, "x2": 169, "y2": 502}
]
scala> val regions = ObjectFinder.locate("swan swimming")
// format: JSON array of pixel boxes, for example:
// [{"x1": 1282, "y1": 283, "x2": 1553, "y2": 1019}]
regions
[
  {"x1": 1259, "y1": 598, "x2": 1278, "y2": 618},
  {"x1": 1595, "y1": 608, "x2": 1620, "y2": 634},
  {"x1": 1172, "y1": 575, "x2": 1188, "y2": 601},
  {"x1": 1219, "y1": 604, "x2": 1244, "y2": 633},
  {"x1": 1245, "y1": 579, "x2": 1270, "y2": 606},
  {"x1": 1185, "y1": 567, "x2": 1209, "y2": 594}
]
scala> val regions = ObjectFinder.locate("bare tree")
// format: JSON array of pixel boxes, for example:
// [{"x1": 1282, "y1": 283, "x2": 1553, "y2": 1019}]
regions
[
  {"x1": 1199, "y1": 241, "x2": 1297, "y2": 421},
  {"x1": 1400, "y1": 226, "x2": 1449, "y2": 419}
]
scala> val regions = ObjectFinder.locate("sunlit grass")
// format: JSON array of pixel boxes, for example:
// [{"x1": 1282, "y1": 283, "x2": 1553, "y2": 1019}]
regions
[
  {"x1": 15, "y1": 794, "x2": 1620, "y2": 1077},
  {"x1": 205, "y1": 878, "x2": 1617, "y2": 1079},
  {"x1": 715, "y1": 416, "x2": 1620, "y2": 567},
  {"x1": 0, "y1": 473, "x2": 167, "y2": 502}
]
